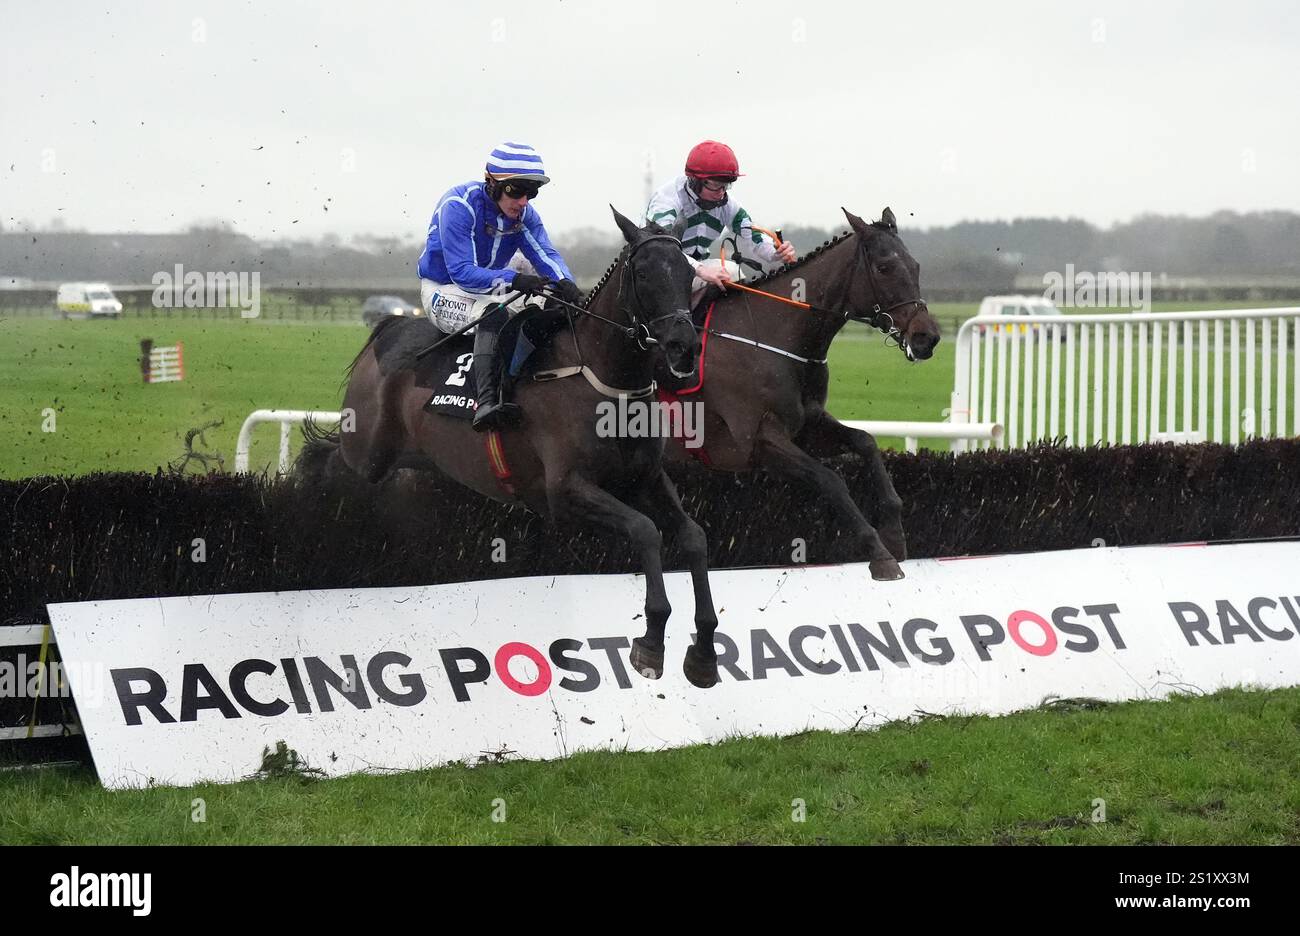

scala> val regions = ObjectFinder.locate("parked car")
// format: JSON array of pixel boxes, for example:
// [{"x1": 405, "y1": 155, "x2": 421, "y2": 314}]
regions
[
  {"x1": 57, "y1": 282, "x2": 123, "y2": 318},
  {"x1": 974, "y1": 295, "x2": 1064, "y2": 340},
  {"x1": 361, "y1": 295, "x2": 422, "y2": 327}
]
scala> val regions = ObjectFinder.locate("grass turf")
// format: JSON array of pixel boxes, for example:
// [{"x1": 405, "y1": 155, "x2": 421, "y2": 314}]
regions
[{"x1": 2, "y1": 687, "x2": 1296, "y2": 844}]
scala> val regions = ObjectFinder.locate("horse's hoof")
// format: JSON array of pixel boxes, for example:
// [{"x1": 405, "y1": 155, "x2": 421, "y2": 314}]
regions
[
  {"x1": 683, "y1": 644, "x2": 719, "y2": 689},
  {"x1": 869, "y1": 558, "x2": 905, "y2": 581},
  {"x1": 630, "y1": 637, "x2": 664, "y2": 680}
]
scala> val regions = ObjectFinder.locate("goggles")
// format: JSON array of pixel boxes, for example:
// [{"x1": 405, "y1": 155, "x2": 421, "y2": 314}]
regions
[{"x1": 501, "y1": 181, "x2": 542, "y2": 200}]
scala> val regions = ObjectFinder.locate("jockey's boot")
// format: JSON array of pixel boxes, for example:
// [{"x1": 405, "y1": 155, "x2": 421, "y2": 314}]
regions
[{"x1": 471, "y1": 314, "x2": 522, "y2": 432}]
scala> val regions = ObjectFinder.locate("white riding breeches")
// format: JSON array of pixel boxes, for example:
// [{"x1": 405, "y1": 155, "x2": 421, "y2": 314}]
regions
[{"x1": 420, "y1": 279, "x2": 543, "y2": 334}]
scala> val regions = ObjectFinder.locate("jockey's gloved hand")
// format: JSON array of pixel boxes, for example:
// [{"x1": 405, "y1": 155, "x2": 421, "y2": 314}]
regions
[
  {"x1": 511, "y1": 272, "x2": 552, "y2": 295},
  {"x1": 551, "y1": 279, "x2": 581, "y2": 304}
]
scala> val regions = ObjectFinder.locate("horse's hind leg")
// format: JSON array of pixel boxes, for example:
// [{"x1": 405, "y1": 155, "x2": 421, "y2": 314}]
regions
[
  {"x1": 340, "y1": 351, "x2": 404, "y2": 484},
  {"x1": 756, "y1": 417, "x2": 904, "y2": 581},
  {"x1": 799, "y1": 412, "x2": 906, "y2": 561},
  {"x1": 548, "y1": 474, "x2": 672, "y2": 680},
  {"x1": 631, "y1": 470, "x2": 719, "y2": 688}
]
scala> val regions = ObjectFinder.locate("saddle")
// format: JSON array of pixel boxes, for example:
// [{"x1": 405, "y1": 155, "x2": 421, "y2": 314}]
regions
[{"x1": 422, "y1": 303, "x2": 568, "y2": 419}]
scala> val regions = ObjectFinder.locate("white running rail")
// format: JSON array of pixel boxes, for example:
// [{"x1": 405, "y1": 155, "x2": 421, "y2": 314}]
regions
[
  {"x1": 841, "y1": 420, "x2": 1003, "y2": 454},
  {"x1": 951, "y1": 307, "x2": 1300, "y2": 450},
  {"x1": 235, "y1": 409, "x2": 343, "y2": 475}
]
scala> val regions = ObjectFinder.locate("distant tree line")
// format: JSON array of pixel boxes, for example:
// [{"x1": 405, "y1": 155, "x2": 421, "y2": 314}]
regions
[{"x1": 3, "y1": 211, "x2": 1298, "y2": 291}]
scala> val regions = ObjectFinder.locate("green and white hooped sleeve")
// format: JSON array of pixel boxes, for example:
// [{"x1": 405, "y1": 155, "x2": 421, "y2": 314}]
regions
[{"x1": 731, "y1": 206, "x2": 781, "y2": 267}]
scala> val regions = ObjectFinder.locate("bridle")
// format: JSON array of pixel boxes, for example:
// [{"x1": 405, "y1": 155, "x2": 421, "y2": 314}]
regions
[
  {"x1": 835, "y1": 230, "x2": 929, "y2": 350},
  {"x1": 550, "y1": 233, "x2": 690, "y2": 351},
  {"x1": 615, "y1": 233, "x2": 692, "y2": 349},
  {"x1": 530, "y1": 232, "x2": 696, "y2": 397}
]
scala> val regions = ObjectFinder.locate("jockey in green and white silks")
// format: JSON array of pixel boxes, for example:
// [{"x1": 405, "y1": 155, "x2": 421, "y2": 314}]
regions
[{"x1": 644, "y1": 140, "x2": 797, "y2": 304}]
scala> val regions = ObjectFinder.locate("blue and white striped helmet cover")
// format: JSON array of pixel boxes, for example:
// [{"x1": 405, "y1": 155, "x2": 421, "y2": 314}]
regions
[{"x1": 485, "y1": 142, "x2": 550, "y2": 184}]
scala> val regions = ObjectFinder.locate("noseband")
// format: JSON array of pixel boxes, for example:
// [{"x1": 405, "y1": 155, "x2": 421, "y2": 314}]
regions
[{"x1": 845, "y1": 232, "x2": 929, "y2": 349}]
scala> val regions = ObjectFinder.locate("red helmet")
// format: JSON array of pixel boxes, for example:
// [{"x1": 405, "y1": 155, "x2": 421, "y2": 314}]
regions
[{"x1": 684, "y1": 140, "x2": 744, "y2": 180}]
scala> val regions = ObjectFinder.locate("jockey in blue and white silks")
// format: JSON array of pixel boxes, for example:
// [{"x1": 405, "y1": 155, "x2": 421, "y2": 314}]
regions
[{"x1": 417, "y1": 142, "x2": 581, "y2": 431}]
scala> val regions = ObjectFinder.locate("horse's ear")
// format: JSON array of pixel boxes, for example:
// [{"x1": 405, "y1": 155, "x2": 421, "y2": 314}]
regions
[
  {"x1": 841, "y1": 207, "x2": 872, "y2": 238},
  {"x1": 880, "y1": 206, "x2": 898, "y2": 233},
  {"x1": 610, "y1": 205, "x2": 642, "y2": 244}
]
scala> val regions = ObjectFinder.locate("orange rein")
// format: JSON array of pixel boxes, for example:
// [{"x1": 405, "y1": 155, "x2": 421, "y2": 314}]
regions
[
  {"x1": 723, "y1": 280, "x2": 811, "y2": 309},
  {"x1": 718, "y1": 226, "x2": 810, "y2": 310}
]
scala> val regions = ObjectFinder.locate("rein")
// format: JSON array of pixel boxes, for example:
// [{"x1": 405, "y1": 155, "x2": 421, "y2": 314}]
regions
[{"x1": 532, "y1": 233, "x2": 687, "y2": 397}]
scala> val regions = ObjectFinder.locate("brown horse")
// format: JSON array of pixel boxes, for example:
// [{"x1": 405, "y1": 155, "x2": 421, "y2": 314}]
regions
[
  {"x1": 656, "y1": 207, "x2": 941, "y2": 581},
  {"x1": 305, "y1": 208, "x2": 725, "y2": 687}
]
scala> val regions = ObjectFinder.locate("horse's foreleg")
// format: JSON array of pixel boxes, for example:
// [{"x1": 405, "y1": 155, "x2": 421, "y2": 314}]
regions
[
  {"x1": 548, "y1": 474, "x2": 672, "y2": 680},
  {"x1": 755, "y1": 417, "x2": 904, "y2": 581},
  {"x1": 800, "y1": 412, "x2": 906, "y2": 561},
  {"x1": 632, "y1": 470, "x2": 719, "y2": 688}
]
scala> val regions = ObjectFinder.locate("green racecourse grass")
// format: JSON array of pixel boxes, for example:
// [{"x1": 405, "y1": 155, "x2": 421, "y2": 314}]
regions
[
  {"x1": 2, "y1": 687, "x2": 1298, "y2": 844},
  {"x1": 1, "y1": 316, "x2": 369, "y2": 479},
  {"x1": 6, "y1": 300, "x2": 1292, "y2": 479}
]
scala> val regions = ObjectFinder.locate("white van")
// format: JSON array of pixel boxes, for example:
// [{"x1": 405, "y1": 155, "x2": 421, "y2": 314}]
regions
[
  {"x1": 57, "y1": 282, "x2": 123, "y2": 318},
  {"x1": 974, "y1": 295, "x2": 1064, "y2": 340}
]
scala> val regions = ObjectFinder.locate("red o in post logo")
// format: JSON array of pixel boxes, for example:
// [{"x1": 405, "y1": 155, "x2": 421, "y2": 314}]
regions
[
  {"x1": 1007, "y1": 610, "x2": 1058, "y2": 656},
  {"x1": 494, "y1": 642, "x2": 552, "y2": 696}
]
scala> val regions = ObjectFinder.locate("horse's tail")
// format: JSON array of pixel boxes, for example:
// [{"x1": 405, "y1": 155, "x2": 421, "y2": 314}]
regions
[{"x1": 294, "y1": 414, "x2": 343, "y2": 482}]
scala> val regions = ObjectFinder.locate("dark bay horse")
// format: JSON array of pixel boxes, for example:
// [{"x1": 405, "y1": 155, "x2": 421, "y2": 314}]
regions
[
  {"x1": 305, "y1": 209, "x2": 724, "y2": 687},
  {"x1": 657, "y1": 207, "x2": 941, "y2": 581}
]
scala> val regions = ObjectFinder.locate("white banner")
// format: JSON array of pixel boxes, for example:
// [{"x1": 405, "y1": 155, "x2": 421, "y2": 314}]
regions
[{"x1": 48, "y1": 541, "x2": 1300, "y2": 790}]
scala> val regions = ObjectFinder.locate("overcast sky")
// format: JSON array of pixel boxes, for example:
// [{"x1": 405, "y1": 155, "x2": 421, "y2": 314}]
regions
[{"x1": 2, "y1": 0, "x2": 1297, "y2": 241}]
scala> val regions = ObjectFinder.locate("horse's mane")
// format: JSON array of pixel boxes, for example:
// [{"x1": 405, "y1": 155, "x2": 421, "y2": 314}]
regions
[
  {"x1": 742, "y1": 220, "x2": 898, "y2": 288},
  {"x1": 580, "y1": 244, "x2": 631, "y2": 310},
  {"x1": 743, "y1": 229, "x2": 852, "y2": 287}
]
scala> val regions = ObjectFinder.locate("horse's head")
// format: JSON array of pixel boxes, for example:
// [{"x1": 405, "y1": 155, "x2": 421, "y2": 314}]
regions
[
  {"x1": 611, "y1": 206, "x2": 700, "y2": 379},
  {"x1": 842, "y1": 207, "x2": 941, "y2": 361}
]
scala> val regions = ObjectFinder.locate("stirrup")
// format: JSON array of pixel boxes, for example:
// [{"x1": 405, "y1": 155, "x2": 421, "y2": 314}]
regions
[{"x1": 472, "y1": 401, "x2": 522, "y2": 431}]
